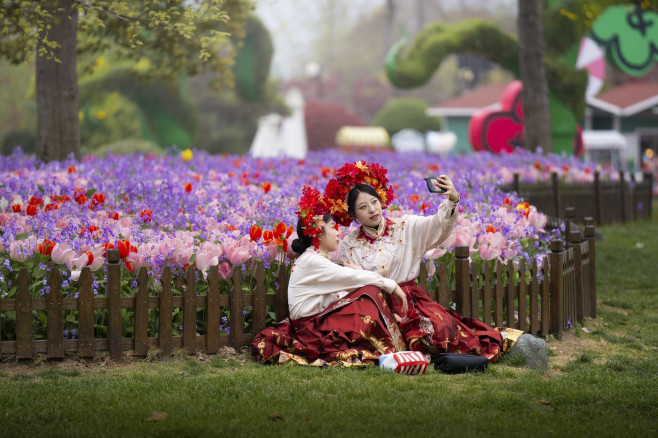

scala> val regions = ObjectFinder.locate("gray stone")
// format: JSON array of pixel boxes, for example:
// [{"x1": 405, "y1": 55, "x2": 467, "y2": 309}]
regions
[{"x1": 508, "y1": 333, "x2": 548, "y2": 373}]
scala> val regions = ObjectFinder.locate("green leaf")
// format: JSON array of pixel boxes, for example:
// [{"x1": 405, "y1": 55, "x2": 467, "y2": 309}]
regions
[
  {"x1": 15, "y1": 232, "x2": 29, "y2": 240},
  {"x1": 37, "y1": 184, "x2": 45, "y2": 193},
  {"x1": 86, "y1": 188, "x2": 97, "y2": 198}
]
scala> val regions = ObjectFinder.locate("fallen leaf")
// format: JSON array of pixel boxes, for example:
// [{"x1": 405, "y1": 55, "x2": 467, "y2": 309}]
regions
[
  {"x1": 305, "y1": 418, "x2": 310, "y2": 423},
  {"x1": 269, "y1": 413, "x2": 282, "y2": 421},
  {"x1": 581, "y1": 327, "x2": 590, "y2": 333},
  {"x1": 540, "y1": 400, "x2": 552, "y2": 407},
  {"x1": 145, "y1": 411, "x2": 169, "y2": 422}
]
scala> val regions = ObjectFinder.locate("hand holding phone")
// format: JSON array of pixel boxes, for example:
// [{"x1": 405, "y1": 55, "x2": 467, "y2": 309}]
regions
[{"x1": 425, "y1": 177, "x2": 448, "y2": 194}]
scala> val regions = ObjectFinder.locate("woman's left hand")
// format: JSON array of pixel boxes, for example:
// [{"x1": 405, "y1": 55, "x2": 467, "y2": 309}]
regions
[
  {"x1": 434, "y1": 175, "x2": 459, "y2": 203},
  {"x1": 341, "y1": 260, "x2": 363, "y2": 270}
]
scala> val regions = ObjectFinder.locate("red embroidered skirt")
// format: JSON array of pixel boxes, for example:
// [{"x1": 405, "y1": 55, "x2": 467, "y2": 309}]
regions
[
  {"x1": 393, "y1": 281, "x2": 504, "y2": 362},
  {"x1": 252, "y1": 286, "x2": 405, "y2": 365}
]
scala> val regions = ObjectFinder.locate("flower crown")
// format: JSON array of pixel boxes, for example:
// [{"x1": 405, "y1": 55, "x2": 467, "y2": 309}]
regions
[
  {"x1": 324, "y1": 161, "x2": 395, "y2": 227},
  {"x1": 295, "y1": 185, "x2": 330, "y2": 248}
]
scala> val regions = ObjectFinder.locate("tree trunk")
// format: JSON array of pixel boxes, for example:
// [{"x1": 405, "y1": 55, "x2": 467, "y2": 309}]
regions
[
  {"x1": 385, "y1": 0, "x2": 396, "y2": 54},
  {"x1": 517, "y1": 0, "x2": 553, "y2": 153},
  {"x1": 36, "y1": 0, "x2": 80, "y2": 162}
]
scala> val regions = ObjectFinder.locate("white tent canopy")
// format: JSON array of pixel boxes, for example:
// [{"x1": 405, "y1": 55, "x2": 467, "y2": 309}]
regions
[
  {"x1": 582, "y1": 130, "x2": 627, "y2": 150},
  {"x1": 582, "y1": 130, "x2": 628, "y2": 169}
]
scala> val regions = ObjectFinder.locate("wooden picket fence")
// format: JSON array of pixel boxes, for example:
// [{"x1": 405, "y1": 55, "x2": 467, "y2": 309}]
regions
[
  {"x1": 0, "y1": 219, "x2": 596, "y2": 361},
  {"x1": 503, "y1": 171, "x2": 654, "y2": 225}
]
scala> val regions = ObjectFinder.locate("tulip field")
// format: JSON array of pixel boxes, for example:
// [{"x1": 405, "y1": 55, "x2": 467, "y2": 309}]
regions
[{"x1": 0, "y1": 147, "x2": 613, "y2": 340}]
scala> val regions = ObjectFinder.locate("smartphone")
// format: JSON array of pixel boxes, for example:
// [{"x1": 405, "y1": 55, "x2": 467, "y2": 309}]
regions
[{"x1": 425, "y1": 177, "x2": 448, "y2": 194}]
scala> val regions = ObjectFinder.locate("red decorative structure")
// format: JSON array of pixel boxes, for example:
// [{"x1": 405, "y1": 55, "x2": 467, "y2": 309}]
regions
[{"x1": 469, "y1": 81, "x2": 583, "y2": 156}]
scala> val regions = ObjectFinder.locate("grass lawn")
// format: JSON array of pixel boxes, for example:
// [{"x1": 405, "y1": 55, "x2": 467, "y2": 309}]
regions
[{"x1": 1, "y1": 208, "x2": 657, "y2": 437}]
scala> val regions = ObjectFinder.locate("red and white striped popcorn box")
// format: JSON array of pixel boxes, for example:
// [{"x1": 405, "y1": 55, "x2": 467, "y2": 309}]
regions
[{"x1": 379, "y1": 351, "x2": 429, "y2": 375}]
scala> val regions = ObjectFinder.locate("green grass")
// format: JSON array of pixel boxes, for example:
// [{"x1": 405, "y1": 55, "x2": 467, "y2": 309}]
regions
[{"x1": 1, "y1": 207, "x2": 657, "y2": 437}]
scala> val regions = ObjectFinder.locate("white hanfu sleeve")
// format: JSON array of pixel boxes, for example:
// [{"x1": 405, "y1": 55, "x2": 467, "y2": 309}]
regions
[
  {"x1": 288, "y1": 251, "x2": 397, "y2": 320},
  {"x1": 405, "y1": 198, "x2": 458, "y2": 254},
  {"x1": 293, "y1": 253, "x2": 396, "y2": 295}
]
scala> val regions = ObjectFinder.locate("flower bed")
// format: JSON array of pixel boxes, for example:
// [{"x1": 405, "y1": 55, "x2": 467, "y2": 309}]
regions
[{"x1": 0, "y1": 147, "x2": 604, "y2": 340}]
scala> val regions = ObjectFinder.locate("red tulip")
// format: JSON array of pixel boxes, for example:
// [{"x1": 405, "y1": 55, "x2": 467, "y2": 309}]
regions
[
  {"x1": 67, "y1": 166, "x2": 77, "y2": 173},
  {"x1": 261, "y1": 182, "x2": 271, "y2": 193},
  {"x1": 140, "y1": 209, "x2": 152, "y2": 223},
  {"x1": 83, "y1": 251, "x2": 94, "y2": 266},
  {"x1": 184, "y1": 182, "x2": 193, "y2": 193},
  {"x1": 26, "y1": 205, "x2": 38, "y2": 216},
  {"x1": 116, "y1": 240, "x2": 130, "y2": 259},
  {"x1": 250, "y1": 225, "x2": 263, "y2": 242},
  {"x1": 11, "y1": 204, "x2": 21, "y2": 213},
  {"x1": 28, "y1": 195, "x2": 43, "y2": 206},
  {"x1": 275, "y1": 222, "x2": 287, "y2": 238},
  {"x1": 262, "y1": 230, "x2": 273, "y2": 243},
  {"x1": 37, "y1": 239, "x2": 55, "y2": 256},
  {"x1": 92, "y1": 192, "x2": 105, "y2": 204},
  {"x1": 286, "y1": 225, "x2": 294, "y2": 238}
]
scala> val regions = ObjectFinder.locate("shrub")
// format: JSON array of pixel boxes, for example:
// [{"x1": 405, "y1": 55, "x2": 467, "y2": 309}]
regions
[
  {"x1": 1, "y1": 128, "x2": 36, "y2": 155},
  {"x1": 372, "y1": 98, "x2": 442, "y2": 137}
]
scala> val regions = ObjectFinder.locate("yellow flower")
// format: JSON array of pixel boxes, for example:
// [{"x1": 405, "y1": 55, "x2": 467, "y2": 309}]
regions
[
  {"x1": 95, "y1": 110, "x2": 107, "y2": 120},
  {"x1": 181, "y1": 149, "x2": 193, "y2": 162}
]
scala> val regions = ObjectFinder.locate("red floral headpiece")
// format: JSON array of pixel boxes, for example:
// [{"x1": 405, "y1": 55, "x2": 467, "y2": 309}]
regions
[
  {"x1": 324, "y1": 161, "x2": 395, "y2": 227},
  {"x1": 295, "y1": 185, "x2": 330, "y2": 248}
]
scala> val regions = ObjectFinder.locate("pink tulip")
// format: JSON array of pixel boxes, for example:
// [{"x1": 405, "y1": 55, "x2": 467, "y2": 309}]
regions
[
  {"x1": 9, "y1": 240, "x2": 33, "y2": 262},
  {"x1": 218, "y1": 262, "x2": 232, "y2": 280},
  {"x1": 427, "y1": 261, "x2": 436, "y2": 277},
  {"x1": 477, "y1": 232, "x2": 507, "y2": 261},
  {"x1": 424, "y1": 247, "x2": 447, "y2": 260},
  {"x1": 51, "y1": 243, "x2": 75, "y2": 265},
  {"x1": 195, "y1": 250, "x2": 219, "y2": 279}
]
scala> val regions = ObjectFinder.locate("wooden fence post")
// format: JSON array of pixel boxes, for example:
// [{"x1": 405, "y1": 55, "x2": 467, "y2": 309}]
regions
[
  {"x1": 77, "y1": 267, "x2": 95, "y2": 358},
  {"x1": 619, "y1": 171, "x2": 626, "y2": 223},
  {"x1": 494, "y1": 262, "x2": 504, "y2": 328},
  {"x1": 506, "y1": 260, "x2": 516, "y2": 329},
  {"x1": 46, "y1": 268, "x2": 64, "y2": 359},
  {"x1": 585, "y1": 222, "x2": 597, "y2": 319},
  {"x1": 550, "y1": 240, "x2": 564, "y2": 340},
  {"x1": 134, "y1": 267, "x2": 149, "y2": 357},
  {"x1": 513, "y1": 173, "x2": 520, "y2": 194},
  {"x1": 159, "y1": 266, "x2": 173, "y2": 355},
  {"x1": 594, "y1": 171, "x2": 602, "y2": 225},
  {"x1": 437, "y1": 263, "x2": 450, "y2": 308},
  {"x1": 644, "y1": 172, "x2": 654, "y2": 220},
  {"x1": 469, "y1": 263, "x2": 479, "y2": 319},
  {"x1": 106, "y1": 248, "x2": 122, "y2": 361},
  {"x1": 518, "y1": 261, "x2": 527, "y2": 332},
  {"x1": 16, "y1": 268, "x2": 33, "y2": 359},
  {"x1": 482, "y1": 263, "x2": 492, "y2": 327},
  {"x1": 206, "y1": 267, "x2": 220, "y2": 354},
  {"x1": 530, "y1": 260, "x2": 540, "y2": 336},
  {"x1": 183, "y1": 266, "x2": 197, "y2": 354},
  {"x1": 565, "y1": 207, "x2": 575, "y2": 243},
  {"x1": 455, "y1": 247, "x2": 470, "y2": 317},
  {"x1": 230, "y1": 267, "x2": 243, "y2": 350},
  {"x1": 540, "y1": 258, "x2": 550, "y2": 337},
  {"x1": 551, "y1": 172, "x2": 560, "y2": 217},
  {"x1": 275, "y1": 263, "x2": 289, "y2": 322},
  {"x1": 418, "y1": 262, "x2": 428, "y2": 292},
  {"x1": 631, "y1": 173, "x2": 638, "y2": 221},
  {"x1": 252, "y1": 263, "x2": 267, "y2": 336},
  {"x1": 570, "y1": 231, "x2": 584, "y2": 325}
]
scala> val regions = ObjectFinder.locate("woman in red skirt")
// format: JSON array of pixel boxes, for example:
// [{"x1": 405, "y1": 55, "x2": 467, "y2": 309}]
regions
[
  {"x1": 324, "y1": 161, "x2": 508, "y2": 362},
  {"x1": 252, "y1": 186, "x2": 408, "y2": 366}
]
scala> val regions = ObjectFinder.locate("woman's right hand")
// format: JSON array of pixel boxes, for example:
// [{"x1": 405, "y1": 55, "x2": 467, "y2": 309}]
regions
[{"x1": 392, "y1": 285, "x2": 408, "y2": 317}]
